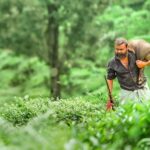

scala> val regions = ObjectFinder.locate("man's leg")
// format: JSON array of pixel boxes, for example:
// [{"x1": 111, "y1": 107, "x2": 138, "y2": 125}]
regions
[
  {"x1": 136, "y1": 83, "x2": 150, "y2": 102},
  {"x1": 119, "y1": 89, "x2": 139, "y2": 105}
]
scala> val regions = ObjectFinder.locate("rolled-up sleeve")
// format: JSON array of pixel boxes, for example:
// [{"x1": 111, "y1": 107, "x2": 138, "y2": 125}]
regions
[{"x1": 107, "y1": 61, "x2": 116, "y2": 80}]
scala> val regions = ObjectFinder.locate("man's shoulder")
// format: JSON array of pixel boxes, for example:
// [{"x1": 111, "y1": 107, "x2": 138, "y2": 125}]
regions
[
  {"x1": 107, "y1": 57, "x2": 116, "y2": 69},
  {"x1": 128, "y1": 50, "x2": 136, "y2": 60},
  {"x1": 128, "y1": 50, "x2": 135, "y2": 55},
  {"x1": 108, "y1": 57, "x2": 116, "y2": 65}
]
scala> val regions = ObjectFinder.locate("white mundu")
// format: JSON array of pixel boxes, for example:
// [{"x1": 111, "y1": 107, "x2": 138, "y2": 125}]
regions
[{"x1": 119, "y1": 83, "x2": 150, "y2": 104}]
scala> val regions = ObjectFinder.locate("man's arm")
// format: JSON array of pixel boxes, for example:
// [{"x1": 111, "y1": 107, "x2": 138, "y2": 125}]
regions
[
  {"x1": 106, "y1": 60, "x2": 116, "y2": 96},
  {"x1": 106, "y1": 79, "x2": 114, "y2": 110},
  {"x1": 107, "y1": 79, "x2": 113, "y2": 94},
  {"x1": 106, "y1": 61, "x2": 116, "y2": 110},
  {"x1": 136, "y1": 60, "x2": 150, "y2": 68}
]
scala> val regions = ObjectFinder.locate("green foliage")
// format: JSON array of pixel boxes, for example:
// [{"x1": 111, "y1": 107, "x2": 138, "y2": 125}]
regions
[
  {"x1": 0, "y1": 97, "x2": 50, "y2": 126},
  {"x1": 0, "y1": 96, "x2": 150, "y2": 149},
  {"x1": 0, "y1": 49, "x2": 119, "y2": 100},
  {"x1": 0, "y1": 50, "x2": 49, "y2": 102},
  {"x1": 0, "y1": 0, "x2": 47, "y2": 57}
]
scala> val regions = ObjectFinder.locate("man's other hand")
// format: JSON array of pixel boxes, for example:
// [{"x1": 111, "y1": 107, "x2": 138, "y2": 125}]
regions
[{"x1": 136, "y1": 60, "x2": 147, "y2": 68}]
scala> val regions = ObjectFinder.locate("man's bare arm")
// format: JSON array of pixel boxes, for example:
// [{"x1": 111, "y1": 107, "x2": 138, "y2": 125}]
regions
[
  {"x1": 136, "y1": 60, "x2": 150, "y2": 68},
  {"x1": 107, "y1": 79, "x2": 113, "y2": 95}
]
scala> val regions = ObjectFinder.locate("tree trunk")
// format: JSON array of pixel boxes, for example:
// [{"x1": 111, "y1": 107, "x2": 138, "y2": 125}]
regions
[{"x1": 47, "y1": 4, "x2": 60, "y2": 100}]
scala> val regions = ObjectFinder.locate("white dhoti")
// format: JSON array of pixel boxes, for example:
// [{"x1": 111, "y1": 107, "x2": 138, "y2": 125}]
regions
[{"x1": 119, "y1": 83, "x2": 150, "y2": 104}]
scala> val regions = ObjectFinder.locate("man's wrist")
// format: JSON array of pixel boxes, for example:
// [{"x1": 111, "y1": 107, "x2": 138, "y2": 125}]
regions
[{"x1": 146, "y1": 60, "x2": 150, "y2": 66}]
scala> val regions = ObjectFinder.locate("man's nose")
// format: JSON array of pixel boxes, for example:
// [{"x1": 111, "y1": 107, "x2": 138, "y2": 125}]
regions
[{"x1": 117, "y1": 50, "x2": 122, "y2": 53}]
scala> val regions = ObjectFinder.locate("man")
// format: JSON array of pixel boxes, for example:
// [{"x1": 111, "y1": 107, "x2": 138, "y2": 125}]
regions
[{"x1": 107, "y1": 38, "x2": 150, "y2": 105}]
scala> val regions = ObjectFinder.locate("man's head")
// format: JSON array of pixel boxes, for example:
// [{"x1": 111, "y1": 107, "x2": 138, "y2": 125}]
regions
[{"x1": 115, "y1": 38, "x2": 128, "y2": 59}]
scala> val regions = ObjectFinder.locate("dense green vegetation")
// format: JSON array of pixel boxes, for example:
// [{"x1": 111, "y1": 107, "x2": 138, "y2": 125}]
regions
[
  {"x1": 0, "y1": 49, "x2": 114, "y2": 99},
  {"x1": 0, "y1": 96, "x2": 150, "y2": 150},
  {"x1": 0, "y1": 0, "x2": 150, "y2": 98}
]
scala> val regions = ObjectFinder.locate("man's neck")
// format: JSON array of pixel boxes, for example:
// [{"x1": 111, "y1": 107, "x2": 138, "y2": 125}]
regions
[
  {"x1": 120, "y1": 56, "x2": 128, "y2": 62},
  {"x1": 120, "y1": 56, "x2": 129, "y2": 69}
]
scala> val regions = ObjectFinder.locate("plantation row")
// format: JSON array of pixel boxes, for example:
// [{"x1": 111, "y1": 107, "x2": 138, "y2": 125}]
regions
[{"x1": 0, "y1": 95, "x2": 150, "y2": 150}]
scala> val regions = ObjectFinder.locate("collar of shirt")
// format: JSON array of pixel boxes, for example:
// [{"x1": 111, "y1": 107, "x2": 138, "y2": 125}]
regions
[{"x1": 115, "y1": 51, "x2": 132, "y2": 67}]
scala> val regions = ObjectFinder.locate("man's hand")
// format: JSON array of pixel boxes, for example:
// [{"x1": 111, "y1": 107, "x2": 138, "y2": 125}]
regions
[
  {"x1": 136, "y1": 60, "x2": 149, "y2": 68},
  {"x1": 106, "y1": 100, "x2": 114, "y2": 111}
]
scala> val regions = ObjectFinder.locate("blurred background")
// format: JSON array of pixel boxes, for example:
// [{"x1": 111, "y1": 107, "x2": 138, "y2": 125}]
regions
[{"x1": 0, "y1": 0, "x2": 150, "y2": 101}]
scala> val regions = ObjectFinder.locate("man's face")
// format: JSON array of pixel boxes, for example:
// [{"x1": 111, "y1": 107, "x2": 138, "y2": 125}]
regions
[{"x1": 115, "y1": 43, "x2": 128, "y2": 59}]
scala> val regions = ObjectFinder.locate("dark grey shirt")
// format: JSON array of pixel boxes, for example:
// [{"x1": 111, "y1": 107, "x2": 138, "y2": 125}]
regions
[{"x1": 107, "y1": 51, "x2": 146, "y2": 91}]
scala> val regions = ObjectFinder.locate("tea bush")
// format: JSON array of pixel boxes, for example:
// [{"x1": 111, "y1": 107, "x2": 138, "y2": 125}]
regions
[{"x1": 0, "y1": 95, "x2": 150, "y2": 149}]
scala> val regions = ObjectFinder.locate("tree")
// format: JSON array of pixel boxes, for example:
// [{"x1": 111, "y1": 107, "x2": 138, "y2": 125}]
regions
[{"x1": 41, "y1": 0, "x2": 111, "y2": 99}]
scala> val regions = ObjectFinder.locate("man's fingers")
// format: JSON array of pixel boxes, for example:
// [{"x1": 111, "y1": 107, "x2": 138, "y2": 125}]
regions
[
  {"x1": 136, "y1": 60, "x2": 141, "y2": 67},
  {"x1": 136, "y1": 60, "x2": 140, "y2": 63}
]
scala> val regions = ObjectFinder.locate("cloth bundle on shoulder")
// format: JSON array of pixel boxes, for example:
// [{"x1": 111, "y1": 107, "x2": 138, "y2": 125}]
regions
[{"x1": 128, "y1": 39, "x2": 150, "y2": 84}]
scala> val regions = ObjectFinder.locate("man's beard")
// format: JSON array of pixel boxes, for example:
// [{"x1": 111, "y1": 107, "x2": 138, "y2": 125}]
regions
[{"x1": 115, "y1": 52, "x2": 128, "y2": 59}]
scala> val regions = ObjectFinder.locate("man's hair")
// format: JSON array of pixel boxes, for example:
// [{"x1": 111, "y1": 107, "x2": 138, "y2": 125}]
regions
[{"x1": 115, "y1": 38, "x2": 128, "y2": 47}]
